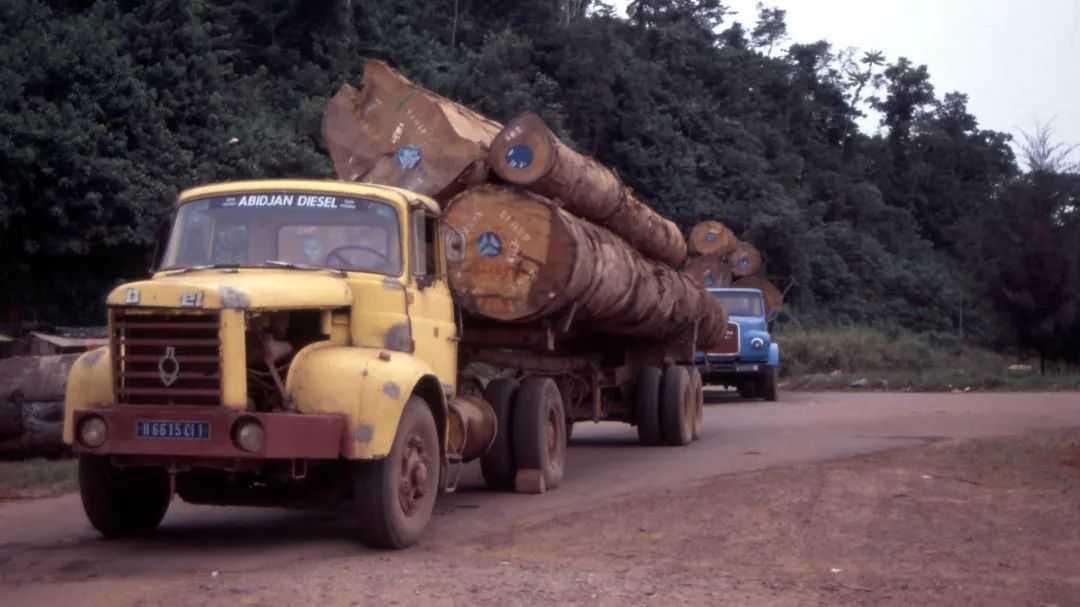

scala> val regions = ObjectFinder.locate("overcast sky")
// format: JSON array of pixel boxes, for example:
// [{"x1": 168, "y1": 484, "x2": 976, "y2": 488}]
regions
[{"x1": 611, "y1": 0, "x2": 1080, "y2": 161}]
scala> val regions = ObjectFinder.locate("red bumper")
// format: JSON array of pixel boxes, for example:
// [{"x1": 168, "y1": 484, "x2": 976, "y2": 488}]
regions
[{"x1": 73, "y1": 407, "x2": 350, "y2": 459}]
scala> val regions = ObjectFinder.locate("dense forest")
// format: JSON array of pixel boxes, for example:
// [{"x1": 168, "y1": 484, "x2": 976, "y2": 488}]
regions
[{"x1": 1, "y1": 0, "x2": 1078, "y2": 360}]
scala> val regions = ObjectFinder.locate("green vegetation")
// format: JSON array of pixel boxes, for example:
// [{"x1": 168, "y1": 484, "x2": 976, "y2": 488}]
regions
[
  {"x1": 0, "y1": 1, "x2": 1077, "y2": 362},
  {"x1": 777, "y1": 327, "x2": 1080, "y2": 391},
  {"x1": 0, "y1": 458, "x2": 78, "y2": 499}
]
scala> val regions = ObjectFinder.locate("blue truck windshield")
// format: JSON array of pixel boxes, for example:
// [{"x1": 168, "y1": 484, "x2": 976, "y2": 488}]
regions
[
  {"x1": 712, "y1": 291, "x2": 764, "y2": 316},
  {"x1": 161, "y1": 192, "x2": 402, "y2": 275}
]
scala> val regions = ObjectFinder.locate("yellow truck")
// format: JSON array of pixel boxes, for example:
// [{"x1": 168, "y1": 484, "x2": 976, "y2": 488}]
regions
[{"x1": 64, "y1": 179, "x2": 704, "y2": 549}]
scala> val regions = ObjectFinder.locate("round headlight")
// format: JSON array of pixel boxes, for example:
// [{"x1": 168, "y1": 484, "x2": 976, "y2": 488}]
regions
[
  {"x1": 78, "y1": 415, "x2": 108, "y2": 448},
  {"x1": 751, "y1": 337, "x2": 766, "y2": 350},
  {"x1": 233, "y1": 419, "x2": 265, "y2": 453}
]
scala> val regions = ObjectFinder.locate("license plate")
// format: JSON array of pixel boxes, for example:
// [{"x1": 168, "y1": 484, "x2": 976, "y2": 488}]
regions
[
  {"x1": 136, "y1": 420, "x2": 211, "y2": 440},
  {"x1": 735, "y1": 364, "x2": 760, "y2": 372}
]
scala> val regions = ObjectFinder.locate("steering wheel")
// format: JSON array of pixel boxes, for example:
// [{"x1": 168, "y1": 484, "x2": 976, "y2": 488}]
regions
[{"x1": 325, "y1": 245, "x2": 391, "y2": 270}]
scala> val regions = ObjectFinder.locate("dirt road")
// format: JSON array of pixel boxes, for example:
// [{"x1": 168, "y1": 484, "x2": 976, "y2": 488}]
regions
[{"x1": 2, "y1": 391, "x2": 1079, "y2": 606}]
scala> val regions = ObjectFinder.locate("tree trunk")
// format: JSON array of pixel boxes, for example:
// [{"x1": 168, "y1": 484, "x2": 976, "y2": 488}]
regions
[
  {"x1": 684, "y1": 255, "x2": 734, "y2": 288},
  {"x1": 322, "y1": 59, "x2": 503, "y2": 203},
  {"x1": 689, "y1": 220, "x2": 738, "y2": 257},
  {"x1": 442, "y1": 185, "x2": 727, "y2": 346},
  {"x1": 727, "y1": 241, "x2": 763, "y2": 277},
  {"x1": 488, "y1": 112, "x2": 688, "y2": 268}
]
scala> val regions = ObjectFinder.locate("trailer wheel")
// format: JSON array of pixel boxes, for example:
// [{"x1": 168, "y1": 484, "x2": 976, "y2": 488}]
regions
[
  {"x1": 762, "y1": 366, "x2": 779, "y2": 402},
  {"x1": 352, "y1": 396, "x2": 440, "y2": 549},
  {"x1": 661, "y1": 366, "x2": 693, "y2": 446},
  {"x1": 480, "y1": 378, "x2": 520, "y2": 491},
  {"x1": 635, "y1": 367, "x2": 663, "y2": 446},
  {"x1": 79, "y1": 455, "x2": 171, "y2": 538},
  {"x1": 513, "y1": 377, "x2": 566, "y2": 490},
  {"x1": 688, "y1": 368, "x2": 704, "y2": 441}
]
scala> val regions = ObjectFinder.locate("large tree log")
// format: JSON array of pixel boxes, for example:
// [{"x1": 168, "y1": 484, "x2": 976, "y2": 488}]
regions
[
  {"x1": 684, "y1": 255, "x2": 734, "y2": 288},
  {"x1": 727, "y1": 241, "x2": 763, "y2": 277},
  {"x1": 0, "y1": 354, "x2": 78, "y2": 403},
  {"x1": 0, "y1": 401, "x2": 65, "y2": 460},
  {"x1": 688, "y1": 220, "x2": 737, "y2": 257},
  {"x1": 442, "y1": 185, "x2": 727, "y2": 346},
  {"x1": 322, "y1": 59, "x2": 503, "y2": 203},
  {"x1": 733, "y1": 276, "x2": 784, "y2": 315},
  {"x1": 487, "y1": 112, "x2": 688, "y2": 268}
]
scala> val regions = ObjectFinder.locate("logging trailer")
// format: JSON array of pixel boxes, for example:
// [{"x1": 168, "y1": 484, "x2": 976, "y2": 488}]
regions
[{"x1": 63, "y1": 179, "x2": 707, "y2": 549}]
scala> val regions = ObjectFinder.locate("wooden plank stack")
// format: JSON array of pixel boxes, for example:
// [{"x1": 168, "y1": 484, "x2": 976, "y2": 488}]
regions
[{"x1": 322, "y1": 60, "x2": 730, "y2": 346}]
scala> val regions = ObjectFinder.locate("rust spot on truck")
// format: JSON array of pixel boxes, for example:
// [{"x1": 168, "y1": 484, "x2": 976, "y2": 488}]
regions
[
  {"x1": 81, "y1": 348, "x2": 105, "y2": 368},
  {"x1": 219, "y1": 286, "x2": 251, "y2": 309},
  {"x1": 383, "y1": 382, "x2": 401, "y2": 399},
  {"x1": 384, "y1": 323, "x2": 413, "y2": 352}
]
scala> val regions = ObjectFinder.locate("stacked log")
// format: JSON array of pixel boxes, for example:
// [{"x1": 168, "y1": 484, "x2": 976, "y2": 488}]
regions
[
  {"x1": 685, "y1": 220, "x2": 781, "y2": 314},
  {"x1": 0, "y1": 354, "x2": 77, "y2": 459},
  {"x1": 684, "y1": 255, "x2": 734, "y2": 289},
  {"x1": 688, "y1": 220, "x2": 737, "y2": 257},
  {"x1": 322, "y1": 59, "x2": 502, "y2": 202},
  {"x1": 443, "y1": 186, "x2": 728, "y2": 346},
  {"x1": 487, "y1": 112, "x2": 687, "y2": 268},
  {"x1": 733, "y1": 276, "x2": 784, "y2": 314}
]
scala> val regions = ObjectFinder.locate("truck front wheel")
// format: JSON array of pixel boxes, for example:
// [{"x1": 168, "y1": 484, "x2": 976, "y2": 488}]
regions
[
  {"x1": 762, "y1": 366, "x2": 779, "y2": 402},
  {"x1": 352, "y1": 396, "x2": 440, "y2": 549},
  {"x1": 79, "y1": 455, "x2": 171, "y2": 538}
]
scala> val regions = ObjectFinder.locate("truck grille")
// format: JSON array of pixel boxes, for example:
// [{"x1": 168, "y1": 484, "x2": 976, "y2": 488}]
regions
[
  {"x1": 707, "y1": 321, "x2": 740, "y2": 356},
  {"x1": 112, "y1": 309, "x2": 222, "y2": 406}
]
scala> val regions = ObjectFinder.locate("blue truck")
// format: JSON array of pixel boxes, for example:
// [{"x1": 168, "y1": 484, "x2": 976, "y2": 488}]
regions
[{"x1": 695, "y1": 287, "x2": 780, "y2": 401}]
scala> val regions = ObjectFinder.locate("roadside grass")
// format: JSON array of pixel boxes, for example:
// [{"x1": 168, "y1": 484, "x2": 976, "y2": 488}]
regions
[
  {"x1": 0, "y1": 457, "x2": 78, "y2": 500},
  {"x1": 776, "y1": 327, "x2": 1080, "y2": 392}
]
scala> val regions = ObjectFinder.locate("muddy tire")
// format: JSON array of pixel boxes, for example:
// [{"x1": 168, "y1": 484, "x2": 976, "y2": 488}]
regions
[
  {"x1": 762, "y1": 366, "x2": 779, "y2": 402},
  {"x1": 513, "y1": 377, "x2": 567, "y2": 490},
  {"x1": 661, "y1": 366, "x2": 693, "y2": 446},
  {"x1": 480, "y1": 378, "x2": 519, "y2": 490},
  {"x1": 353, "y1": 396, "x2": 440, "y2": 549},
  {"x1": 635, "y1": 367, "x2": 663, "y2": 446},
  {"x1": 688, "y1": 368, "x2": 704, "y2": 441},
  {"x1": 79, "y1": 455, "x2": 171, "y2": 538}
]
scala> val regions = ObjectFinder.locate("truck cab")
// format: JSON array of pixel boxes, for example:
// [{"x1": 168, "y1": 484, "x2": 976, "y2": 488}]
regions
[
  {"x1": 694, "y1": 287, "x2": 780, "y2": 401},
  {"x1": 62, "y1": 179, "x2": 495, "y2": 549}
]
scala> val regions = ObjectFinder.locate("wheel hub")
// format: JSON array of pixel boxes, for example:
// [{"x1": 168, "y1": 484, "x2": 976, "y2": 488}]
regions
[{"x1": 398, "y1": 434, "x2": 429, "y2": 516}]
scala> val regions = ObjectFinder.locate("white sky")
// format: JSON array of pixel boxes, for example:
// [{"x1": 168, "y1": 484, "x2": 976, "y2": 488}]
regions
[{"x1": 612, "y1": 0, "x2": 1080, "y2": 157}]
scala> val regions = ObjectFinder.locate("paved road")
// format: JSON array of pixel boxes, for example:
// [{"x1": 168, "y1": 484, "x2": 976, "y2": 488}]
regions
[{"x1": 2, "y1": 391, "x2": 1079, "y2": 606}]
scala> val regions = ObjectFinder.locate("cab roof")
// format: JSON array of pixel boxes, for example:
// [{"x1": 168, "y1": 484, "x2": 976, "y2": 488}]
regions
[{"x1": 177, "y1": 179, "x2": 441, "y2": 214}]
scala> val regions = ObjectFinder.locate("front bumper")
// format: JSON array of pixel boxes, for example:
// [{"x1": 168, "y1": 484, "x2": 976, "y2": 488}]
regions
[{"x1": 72, "y1": 407, "x2": 349, "y2": 459}]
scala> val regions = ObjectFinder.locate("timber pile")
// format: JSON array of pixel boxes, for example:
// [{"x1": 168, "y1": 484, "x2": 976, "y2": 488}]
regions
[
  {"x1": 0, "y1": 354, "x2": 76, "y2": 459},
  {"x1": 443, "y1": 186, "x2": 728, "y2": 346},
  {"x1": 323, "y1": 60, "x2": 730, "y2": 346},
  {"x1": 685, "y1": 219, "x2": 782, "y2": 315}
]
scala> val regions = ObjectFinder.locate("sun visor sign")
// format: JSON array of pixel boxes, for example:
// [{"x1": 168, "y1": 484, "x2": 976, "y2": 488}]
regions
[{"x1": 210, "y1": 193, "x2": 369, "y2": 211}]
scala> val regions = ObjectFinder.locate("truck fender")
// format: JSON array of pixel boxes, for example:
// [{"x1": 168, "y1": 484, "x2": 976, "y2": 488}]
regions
[
  {"x1": 62, "y1": 347, "x2": 114, "y2": 445},
  {"x1": 286, "y1": 342, "x2": 448, "y2": 460},
  {"x1": 768, "y1": 342, "x2": 781, "y2": 367}
]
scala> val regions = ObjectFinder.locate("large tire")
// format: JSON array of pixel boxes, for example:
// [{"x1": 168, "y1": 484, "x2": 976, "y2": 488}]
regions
[
  {"x1": 353, "y1": 396, "x2": 440, "y2": 549},
  {"x1": 738, "y1": 381, "x2": 759, "y2": 399},
  {"x1": 762, "y1": 366, "x2": 779, "y2": 402},
  {"x1": 513, "y1": 377, "x2": 567, "y2": 490},
  {"x1": 635, "y1": 367, "x2": 663, "y2": 446},
  {"x1": 688, "y1": 368, "x2": 704, "y2": 441},
  {"x1": 661, "y1": 366, "x2": 693, "y2": 446},
  {"x1": 79, "y1": 455, "x2": 171, "y2": 538},
  {"x1": 480, "y1": 378, "x2": 519, "y2": 490}
]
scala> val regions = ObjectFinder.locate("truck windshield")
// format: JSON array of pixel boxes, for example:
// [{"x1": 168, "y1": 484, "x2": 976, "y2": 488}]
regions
[
  {"x1": 160, "y1": 192, "x2": 402, "y2": 275},
  {"x1": 712, "y1": 291, "x2": 764, "y2": 316}
]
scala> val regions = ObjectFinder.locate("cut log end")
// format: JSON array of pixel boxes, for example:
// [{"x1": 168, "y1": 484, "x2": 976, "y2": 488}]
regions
[
  {"x1": 488, "y1": 112, "x2": 558, "y2": 186},
  {"x1": 689, "y1": 220, "x2": 737, "y2": 257},
  {"x1": 684, "y1": 255, "x2": 734, "y2": 289},
  {"x1": 733, "y1": 276, "x2": 784, "y2": 313},
  {"x1": 727, "y1": 241, "x2": 763, "y2": 277}
]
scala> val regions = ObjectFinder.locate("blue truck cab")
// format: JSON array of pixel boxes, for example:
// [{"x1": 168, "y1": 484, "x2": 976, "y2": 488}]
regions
[{"x1": 694, "y1": 287, "x2": 780, "y2": 401}]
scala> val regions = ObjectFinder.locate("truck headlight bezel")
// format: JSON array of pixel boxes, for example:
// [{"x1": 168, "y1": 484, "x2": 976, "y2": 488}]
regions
[
  {"x1": 78, "y1": 415, "x2": 108, "y2": 448},
  {"x1": 750, "y1": 337, "x2": 766, "y2": 350}
]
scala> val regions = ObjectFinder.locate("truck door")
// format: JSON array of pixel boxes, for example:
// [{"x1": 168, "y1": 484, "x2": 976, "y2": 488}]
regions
[{"x1": 407, "y1": 209, "x2": 458, "y2": 390}]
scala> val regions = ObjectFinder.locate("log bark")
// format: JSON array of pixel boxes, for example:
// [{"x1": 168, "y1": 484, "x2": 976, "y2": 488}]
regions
[
  {"x1": 322, "y1": 59, "x2": 502, "y2": 203},
  {"x1": 727, "y1": 241, "x2": 763, "y2": 277},
  {"x1": 733, "y1": 276, "x2": 784, "y2": 314},
  {"x1": 0, "y1": 401, "x2": 66, "y2": 459},
  {"x1": 684, "y1": 255, "x2": 734, "y2": 288},
  {"x1": 442, "y1": 185, "x2": 727, "y2": 346},
  {"x1": 0, "y1": 354, "x2": 78, "y2": 403},
  {"x1": 688, "y1": 220, "x2": 737, "y2": 257},
  {"x1": 488, "y1": 112, "x2": 688, "y2": 268}
]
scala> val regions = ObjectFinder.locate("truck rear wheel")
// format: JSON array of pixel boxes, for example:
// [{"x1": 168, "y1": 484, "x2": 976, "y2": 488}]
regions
[
  {"x1": 762, "y1": 366, "x2": 779, "y2": 402},
  {"x1": 352, "y1": 396, "x2": 440, "y2": 549},
  {"x1": 635, "y1": 367, "x2": 663, "y2": 446},
  {"x1": 480, "y1": 378, "x2": 519, "y2": 490},
  {"x1": 513, "y1": 377, "x2": 566, "y2": 490},
  {"x1": 661, "y1": 366, "x2": 693, "y2": 446},
  {"x1": 79, "y1": 455, "x2": 171, "y2": 538},
  {"x1": 688, "y1": 368, "x2": 704, "y2": 440}
]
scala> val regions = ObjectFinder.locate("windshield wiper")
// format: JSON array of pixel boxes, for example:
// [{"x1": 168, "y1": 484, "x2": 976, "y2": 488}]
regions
[
  {"x1": 160, "y1": 263, "x2": 241, "y2": 276},
  {"x1": 264, "y1": 260, "x2": 347, "y2": 277}
]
